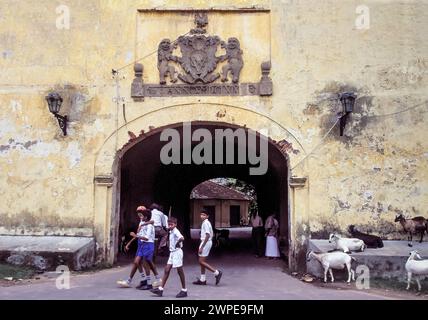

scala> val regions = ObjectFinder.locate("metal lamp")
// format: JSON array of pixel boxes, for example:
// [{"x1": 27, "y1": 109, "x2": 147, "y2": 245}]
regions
[
  {"x1": 46, "y1": 92, "x2": 67, "y2": 136},
  {"x1": 339, "y1": 92, "x2": 356, "y2": 136}
]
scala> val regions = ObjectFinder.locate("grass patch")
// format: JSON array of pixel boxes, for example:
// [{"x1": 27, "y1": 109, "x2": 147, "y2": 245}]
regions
[
  {"x1": 369, "y1": 277, "x2": 428, "y2": 294},
  {"x1": 0, "y1": 263, "x2": 36, "y2": 280}
]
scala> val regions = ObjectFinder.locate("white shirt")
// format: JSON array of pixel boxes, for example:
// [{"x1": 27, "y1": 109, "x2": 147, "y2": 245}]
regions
[
  {"x1": 251, "y1": 216, "x2": 263, "y2": 228},
  {"x1": 136, "y1": 220, "x2": 145, "y2": 237},
  {"x1": 169, "y1": 227, "x2": 184, "y2": 252},
  {"x1": 152, "y1": 209, "x2": 168, "y2": 228},
  {"x1": 140, "y1": 224, "x2": 155, "y2": 243},
  {"x1": 200, "y1": 219, "x2": 213, "y2": 241}
]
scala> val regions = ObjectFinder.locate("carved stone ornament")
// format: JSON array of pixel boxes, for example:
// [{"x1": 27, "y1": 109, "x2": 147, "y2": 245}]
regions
[{"x1": 131, "y1": 12, "x2": 273, "y2": 100}]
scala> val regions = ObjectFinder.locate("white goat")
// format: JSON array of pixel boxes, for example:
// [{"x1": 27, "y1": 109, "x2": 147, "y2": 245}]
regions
[
  {"x1": 307, "y1": 250, "x2": 356, "y2": 283},
  {"x1": 329, "y1": 233, "x2": 365, "y2": 253},
  {"x1": 405, "y1": 250, "x2": 428, "y2": 291}
]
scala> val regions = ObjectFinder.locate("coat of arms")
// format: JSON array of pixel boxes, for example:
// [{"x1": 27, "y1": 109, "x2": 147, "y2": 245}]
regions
[
  {"x1": 157, "y1": 12, "x2": 244, "y2": 85},
  {"x1": 131, "y1": 12, "x2": 272, "y2": 99}
]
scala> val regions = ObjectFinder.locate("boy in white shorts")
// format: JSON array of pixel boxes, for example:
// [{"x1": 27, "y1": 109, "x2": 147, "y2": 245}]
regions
[
  {"x1": 193, "y1": 210, "x2": 223, "y2": 286},
  {"x1": 151, "y1": 217, "x2": 188, "y2": 298}
]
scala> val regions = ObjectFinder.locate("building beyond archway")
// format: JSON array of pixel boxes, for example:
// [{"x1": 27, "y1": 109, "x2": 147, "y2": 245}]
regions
[
  {"x1": 115, "y1": 121, "x2": 290, "y2": 262},
  {"x1": 190, "y1": 179, "x2": 253, "y2": 228}
]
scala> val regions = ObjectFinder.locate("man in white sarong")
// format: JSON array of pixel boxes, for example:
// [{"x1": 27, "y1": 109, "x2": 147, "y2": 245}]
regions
[{"x1": 264, "y1": 214, "x2": 280, "y2": 259}]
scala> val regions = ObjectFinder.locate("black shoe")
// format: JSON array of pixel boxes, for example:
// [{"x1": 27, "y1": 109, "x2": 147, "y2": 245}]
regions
[
  {"x1": 215, "y1": 271, "x2": 223, "y2": 286},
  {"x1": 176, "y1": 290, "x2": 188, "y2": 298},
  {"x1": 139, "y1": 284, "x2": 153, "y2": 290},
  {"x1": 192, "y1": 279, "x2": 207, "y2": 285},
  {"x1": 151, "y1": 288, "x2": 163, "y2": 297},
  {"x1": 136, "y1": 280, "x2": 147, "y2": 289}
]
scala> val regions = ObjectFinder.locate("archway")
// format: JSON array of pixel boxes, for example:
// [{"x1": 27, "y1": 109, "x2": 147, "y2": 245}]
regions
[{"x1": 116, "y1": 121, "x2": 290, "y2": 263}]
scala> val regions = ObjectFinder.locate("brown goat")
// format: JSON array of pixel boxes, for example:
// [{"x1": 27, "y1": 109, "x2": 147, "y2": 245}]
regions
[{"x1": 394, "y1": 214, "x2": 427, "y2": 247}]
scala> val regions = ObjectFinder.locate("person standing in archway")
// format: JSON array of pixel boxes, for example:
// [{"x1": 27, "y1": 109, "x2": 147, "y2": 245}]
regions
[
  {"x1": 150, "y1": 203, "x2": 169, "y2": 255},
  {"x1": 193, "y1": 210, "x2": 223, "y2": 286},
  {"x1": 265, "y1": 213, "x2": 280, "y2": 260},
  {"x1": 250, "y1": 210, "x2": 264, "y2": 258}
]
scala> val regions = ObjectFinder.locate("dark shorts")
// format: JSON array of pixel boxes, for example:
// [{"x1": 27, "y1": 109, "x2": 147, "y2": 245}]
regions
[
  {"x1": 141, "y1": 242, "x2": 154, "y2": 261},
  {"x1": 136, "y1": 241, "x2": 144, "y2": 258}
]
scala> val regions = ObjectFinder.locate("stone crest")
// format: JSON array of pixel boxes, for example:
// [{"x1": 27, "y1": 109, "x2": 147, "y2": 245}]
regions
[
  {"x1": 176, "y1": 33, "x2": 222, "y2": 84},
  {"x1": 132, "y1": 12, "x2": 272, "y2": 100}
]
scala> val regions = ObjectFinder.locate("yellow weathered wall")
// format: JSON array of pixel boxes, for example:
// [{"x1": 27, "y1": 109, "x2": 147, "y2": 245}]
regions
[{"x1": 0, "y1": 0, "x2": 427, "y2": 266}]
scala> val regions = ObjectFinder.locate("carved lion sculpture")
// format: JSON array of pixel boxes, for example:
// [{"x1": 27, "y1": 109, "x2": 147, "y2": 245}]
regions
[
  {"x1": 220, "y1": 37, "x2": 244, "y2": 83},
  {"x1": 158, "y1": 39, "x2": 178, "y2": 85}
]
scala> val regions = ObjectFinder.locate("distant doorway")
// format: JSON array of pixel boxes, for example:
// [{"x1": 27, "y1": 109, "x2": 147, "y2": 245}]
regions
[{"x1": 230, "y1": 205, "x2": 241, "y2": 226}]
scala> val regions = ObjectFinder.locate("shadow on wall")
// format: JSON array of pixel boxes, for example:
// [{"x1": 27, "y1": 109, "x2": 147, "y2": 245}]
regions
[{"x1": 310, "y1": 219, "x2": 409, "y2": 240}]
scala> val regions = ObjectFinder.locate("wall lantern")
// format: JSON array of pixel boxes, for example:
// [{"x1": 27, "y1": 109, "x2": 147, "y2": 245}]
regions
[
  {"x1": 339, "y1": 92, "x2": 356, "y2": 136},
  {"x1": 46, "y1": 92, "x2": 67, "y2": 136}
]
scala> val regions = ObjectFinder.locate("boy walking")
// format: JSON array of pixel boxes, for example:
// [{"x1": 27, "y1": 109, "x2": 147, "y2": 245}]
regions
[
  {"x1": 149, "y1": 203, "x2": 169, "y2": 254},
  {"x1": 193, "y1": 210, "x2": 223, "y2": 286},
  {"x1": 117, "y1": 207, "x2": 148, "y2": 288},
  {"x1": 130, "y1": 209, "x2": 161, "y2": 290},
  {"x1": 151, "y1": 217, "x2": 188, "y2": 298}
]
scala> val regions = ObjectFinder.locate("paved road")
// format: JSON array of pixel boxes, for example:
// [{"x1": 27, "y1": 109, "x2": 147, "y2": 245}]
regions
[
  {"x1": 2, "y1": 233, "x2": 424, "y2": 300},
  {"x1": 0, "y1": 251, "x2": 407, "y2": 300}
]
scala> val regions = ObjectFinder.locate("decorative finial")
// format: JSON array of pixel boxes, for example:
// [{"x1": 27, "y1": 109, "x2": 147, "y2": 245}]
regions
[{"x1": 191, "y1": 12, "x2": 208, "y2": 34}]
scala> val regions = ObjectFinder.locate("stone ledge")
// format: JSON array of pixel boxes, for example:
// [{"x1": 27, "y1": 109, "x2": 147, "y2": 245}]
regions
[
  {"x1": 307, "y1": 239, "x2": 428, "y2": 280},
  {"x1": 0, "y1": 236, "x2": 95, "y2": 271}
]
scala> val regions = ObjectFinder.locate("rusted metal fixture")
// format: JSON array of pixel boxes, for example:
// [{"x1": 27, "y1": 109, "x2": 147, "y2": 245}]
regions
[
  {"x1": 46, "y1": 92, "x2": 67, "y2": 136},
  {"x1": 339, "y1": 92, "x2": 356, "y2": 136}
]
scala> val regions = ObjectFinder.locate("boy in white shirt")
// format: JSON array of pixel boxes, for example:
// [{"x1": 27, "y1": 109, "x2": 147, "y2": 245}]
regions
[
  {"x1": 151, "y1": 217, "x2": 188, "y2": 298},
  {"x1": 149, "y1": 203, "x2": 169, "y2": 254},
  {"x1": 130, "y1": 209, "x2": 161, "y2": 290},
  {"x1": 193, "y1": 210, "x2": 223, "y2": 286},
  {"x1": 117, "y1": 206, "x2": 148, "y2": 288}
]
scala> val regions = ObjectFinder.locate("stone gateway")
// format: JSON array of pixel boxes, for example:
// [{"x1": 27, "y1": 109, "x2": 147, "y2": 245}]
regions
[{"x1": 0, "y1": 1, "x2": 426, "y2": 274}]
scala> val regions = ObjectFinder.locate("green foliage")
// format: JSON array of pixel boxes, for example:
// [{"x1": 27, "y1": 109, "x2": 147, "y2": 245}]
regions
[
  {"x1": 0, "y1": 263, "x2": 35, "y2": 280},
  {"x1": 370, "y1": 277, "x2": 428, "y2": 294}
]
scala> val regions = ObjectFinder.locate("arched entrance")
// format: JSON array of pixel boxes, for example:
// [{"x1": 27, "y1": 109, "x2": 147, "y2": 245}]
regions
[
  {"x1": 116, "y1": 121, "x2": 289, "y2": 259},
  {"x1": 93, "y1": 103, "x2": 309, "y2": 269}
]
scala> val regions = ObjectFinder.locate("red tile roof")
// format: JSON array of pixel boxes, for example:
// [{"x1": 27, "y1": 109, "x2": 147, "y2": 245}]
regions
[{"x1": 190, "y1": 180, "x2": 252, "y2": 201}]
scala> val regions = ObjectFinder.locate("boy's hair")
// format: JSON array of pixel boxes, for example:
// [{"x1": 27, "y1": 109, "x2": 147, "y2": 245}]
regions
[
  {"x1": 169, "y1": 217, "x2": 178, "y2": 225},
  {"x1": 200, "y1": 210, "x2": 209, "y2": 216},
  {"x1": 136, "y1": 205, "x2": 146, "y2": 213},
  {"x1": 141, "y1": 209, "x2": 152, "y2": 221}
]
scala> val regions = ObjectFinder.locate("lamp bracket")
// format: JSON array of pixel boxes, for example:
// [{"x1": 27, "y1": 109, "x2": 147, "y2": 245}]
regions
[
  {"x1": 54, "y1": 114, "x2": 67, "y2": 136},
  {"x1": 339, "y1": 112, "x2": 350, "y2": 136}
]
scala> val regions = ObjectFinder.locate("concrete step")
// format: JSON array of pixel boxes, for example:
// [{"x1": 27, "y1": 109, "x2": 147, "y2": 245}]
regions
[{"x1": 0, "y1": 236, "x2": 95, "y2": 271}]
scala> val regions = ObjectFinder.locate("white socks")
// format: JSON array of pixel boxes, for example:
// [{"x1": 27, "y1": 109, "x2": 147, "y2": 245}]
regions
[
  {"x1": 200, "y1": 274, "x2": 206, "y2": 281},
  {"x1": 182, "y1": 288, "x2": 188, "y2": 292},
  {"x1": 214, "y1": 270, "x2": 220, "y2": 276},
  {"x1": 159, "y1": 286, "x2": 164, "y2": 291},
  {"x1": 145, "y1": 276, "x2": 152, "y2": 285}
]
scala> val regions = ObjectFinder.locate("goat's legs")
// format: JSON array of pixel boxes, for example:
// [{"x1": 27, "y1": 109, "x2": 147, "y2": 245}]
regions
[
  {"x1": 419, "y1": 230, "x2": 424, "y2": 243},
  {"x1": 328, "y1": 269, "x2": 334, "y2": 283},
  {"x1": 323, "y1": 268, "x2": 328, "y2": 283},
  {"x1": 406, "y1": 272, "x2": 412, "y2": 290},
  {"x1": 416, "y1": 277, "x2": 421, "y2": 291},
  {"x1": 351, "y1": 268, "x2": 355, "y2": 281},
  {"x1": 346, "y1": 264, "x2": 354, "y2": 283},
  {"x1": 408, "y1": 232, "x2": 413, "y2": 247}
]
